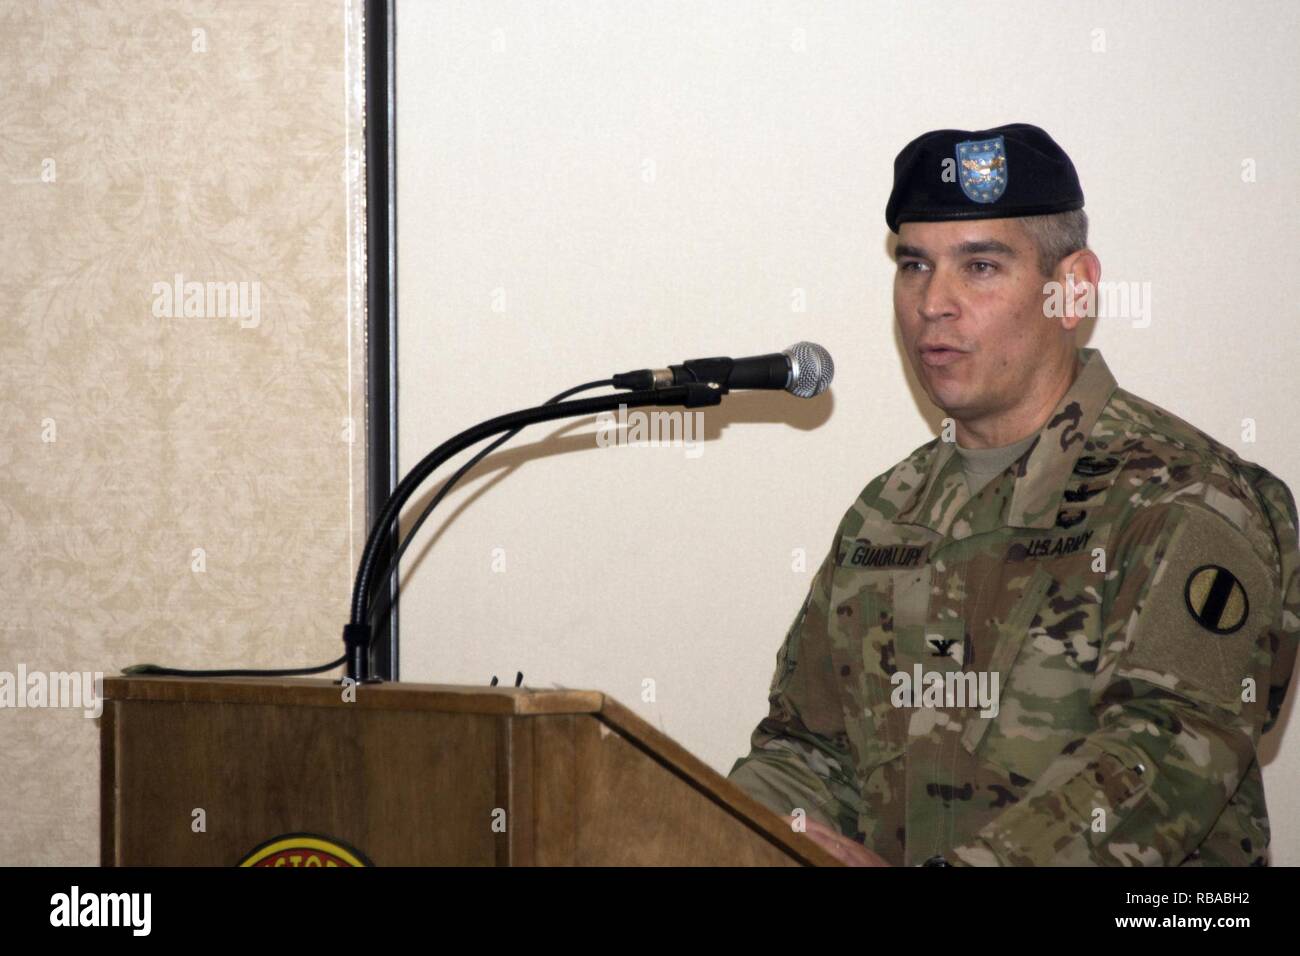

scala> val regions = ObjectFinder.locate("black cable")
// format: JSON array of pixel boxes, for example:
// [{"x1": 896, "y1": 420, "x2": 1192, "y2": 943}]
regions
[
  {"x1": 365, "y1": 379, "x2": 612, "y2": 627},
  {"x1": 121, "y1": 654, "x2": 348, "y2": 679},
  {"x1": 120, "y1": 381, "x2": 614, "y2": 683}
]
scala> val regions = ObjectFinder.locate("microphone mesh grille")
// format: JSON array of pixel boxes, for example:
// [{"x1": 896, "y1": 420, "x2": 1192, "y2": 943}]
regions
[{"x1": 785, "y1": 341, "x2": 834, "y2": 398}]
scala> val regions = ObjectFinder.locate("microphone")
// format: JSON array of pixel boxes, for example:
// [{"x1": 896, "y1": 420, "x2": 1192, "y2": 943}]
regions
[{"x1": 612, "y1": 342, "x2": 834, "y2": 398}]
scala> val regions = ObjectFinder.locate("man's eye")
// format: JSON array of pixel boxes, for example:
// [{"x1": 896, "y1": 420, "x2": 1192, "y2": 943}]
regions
[
  {"x1": 899, "y1": 261, "x2": 928, "y2": 273},
  {"x1": 968, "y1": 260, "x2": 997, "y2": 274}
]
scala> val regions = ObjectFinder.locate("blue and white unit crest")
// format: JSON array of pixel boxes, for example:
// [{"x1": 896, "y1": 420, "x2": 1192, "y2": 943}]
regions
[{"x1": 956, "y1": 135, "x2": 1008, "y2": 204}]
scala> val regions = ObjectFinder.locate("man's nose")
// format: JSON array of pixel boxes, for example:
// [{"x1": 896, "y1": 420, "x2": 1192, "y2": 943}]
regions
[{"x1": 918, "y1": 268, "x2": 959, "y2": 321}]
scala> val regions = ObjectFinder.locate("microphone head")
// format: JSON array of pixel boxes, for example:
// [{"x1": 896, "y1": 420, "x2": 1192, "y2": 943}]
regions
[{"x1": 783, "y1": 341, "x2": 834, "y2": 398}]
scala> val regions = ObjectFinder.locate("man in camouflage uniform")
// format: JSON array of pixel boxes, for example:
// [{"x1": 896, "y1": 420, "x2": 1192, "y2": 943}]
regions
[{"x1": 727, "y1": 124, "x2": 1300, "y2": 866}]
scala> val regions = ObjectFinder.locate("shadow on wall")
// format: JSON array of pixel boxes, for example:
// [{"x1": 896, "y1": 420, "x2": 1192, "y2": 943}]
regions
[{"x1": 398, "y1": 386, "x2": 835, "y2": 580}]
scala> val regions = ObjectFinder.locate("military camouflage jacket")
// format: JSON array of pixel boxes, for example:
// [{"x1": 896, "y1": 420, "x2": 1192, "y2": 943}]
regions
[{"x1": 728, "y1": 347, "x2": 1300, "y2": 866}]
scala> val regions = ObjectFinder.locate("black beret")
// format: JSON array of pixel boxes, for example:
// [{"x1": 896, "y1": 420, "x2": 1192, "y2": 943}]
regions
[{"x1": 885, "y1": 123, "x2": 1084, "y2": 233}]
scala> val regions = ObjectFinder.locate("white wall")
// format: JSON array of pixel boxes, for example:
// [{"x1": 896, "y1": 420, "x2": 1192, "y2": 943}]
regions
[{"x1": 395, "y1": 0, "x2": 1300, "y2": 861}]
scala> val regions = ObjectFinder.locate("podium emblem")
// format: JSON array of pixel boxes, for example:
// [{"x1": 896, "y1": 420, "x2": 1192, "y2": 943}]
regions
[{"x1": 238, "y1": 833, "x2": 372, "y2": 867}]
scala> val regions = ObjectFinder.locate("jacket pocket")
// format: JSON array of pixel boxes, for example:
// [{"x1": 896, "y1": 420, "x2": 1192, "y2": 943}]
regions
[
  {"x1": 829, "y1": 567, "x2": 909, "y2": 776},
  {"x1": 959, "y1": 565, "x2": 1066, "y2": 782}
]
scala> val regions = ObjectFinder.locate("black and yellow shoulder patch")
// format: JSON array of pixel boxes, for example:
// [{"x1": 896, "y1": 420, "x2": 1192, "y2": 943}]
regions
[
  {"x1": 1184, "y1": 564, "x2": 1249, "y2": 635},
  {"x1": 1118, "y1": 504, "x2": 1277, "y2": 713}
]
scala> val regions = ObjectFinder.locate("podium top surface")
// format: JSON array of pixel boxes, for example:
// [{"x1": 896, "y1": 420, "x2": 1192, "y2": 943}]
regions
[{"x1": 103, "y1": 676, "x2": 606, "y2": 716}]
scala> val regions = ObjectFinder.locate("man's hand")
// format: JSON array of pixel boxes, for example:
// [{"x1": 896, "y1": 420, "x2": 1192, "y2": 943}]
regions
[{"x1": 787, "y1": 816, "x2": 891, "y2": 866}]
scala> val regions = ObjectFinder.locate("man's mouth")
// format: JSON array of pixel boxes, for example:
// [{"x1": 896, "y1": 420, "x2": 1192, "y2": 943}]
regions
[{"x1": 920, "y1": 345, "x2": 969, "y2": 367}]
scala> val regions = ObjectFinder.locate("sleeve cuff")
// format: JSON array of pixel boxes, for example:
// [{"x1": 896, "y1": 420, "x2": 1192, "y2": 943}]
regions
[{"x1": 948, "y1": 839, "x2": 1003, "y2": 867}]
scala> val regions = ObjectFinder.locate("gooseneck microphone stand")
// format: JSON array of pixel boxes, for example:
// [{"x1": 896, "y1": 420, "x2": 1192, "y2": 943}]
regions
[{"x1": 342, "y1": 382, "x2": 724, "y2": 682}]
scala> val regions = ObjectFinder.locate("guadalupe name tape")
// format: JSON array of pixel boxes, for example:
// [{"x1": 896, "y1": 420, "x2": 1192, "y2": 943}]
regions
[{"x1": 838, "y1": 541, "x2": 930, "y2": 569}]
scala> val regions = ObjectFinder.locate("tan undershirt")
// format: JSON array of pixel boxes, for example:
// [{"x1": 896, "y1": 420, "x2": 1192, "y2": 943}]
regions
[{"x1": 954, "y1": 432, "x2": 1038, "y2": 497}]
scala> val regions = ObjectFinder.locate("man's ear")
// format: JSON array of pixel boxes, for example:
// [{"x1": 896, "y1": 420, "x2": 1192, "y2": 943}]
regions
[
  {"x1": 1053, "y1": 248, "x2": 1101, "y2": 329},
  {"x1": 1059, "y1": 247, "x2": 1100, "y2": 287}
]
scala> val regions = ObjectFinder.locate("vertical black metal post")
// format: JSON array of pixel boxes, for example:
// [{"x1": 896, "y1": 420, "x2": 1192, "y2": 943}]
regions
[{"x1": 364, "y1": 0, "x2": 399, "y2": 680}]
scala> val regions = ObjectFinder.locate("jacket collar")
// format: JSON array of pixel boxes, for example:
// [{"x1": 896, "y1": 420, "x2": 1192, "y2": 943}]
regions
[{"x1": 891, "y1": 346, "x2": 1118, "y2": 532}]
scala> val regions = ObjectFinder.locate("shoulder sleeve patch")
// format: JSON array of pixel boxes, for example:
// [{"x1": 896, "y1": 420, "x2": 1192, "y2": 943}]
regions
[
  {"x1": 1116, "y1": 504, "x2": 1279, "y2": 715},
  {"x1": 1184, "y1": 564, "x2": 1248, "y2": 633}
]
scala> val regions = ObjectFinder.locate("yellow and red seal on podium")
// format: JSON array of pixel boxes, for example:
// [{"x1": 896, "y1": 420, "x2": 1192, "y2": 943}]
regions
[{"x1": 238, "y1": 833, "x2": 371, "y2": 867}]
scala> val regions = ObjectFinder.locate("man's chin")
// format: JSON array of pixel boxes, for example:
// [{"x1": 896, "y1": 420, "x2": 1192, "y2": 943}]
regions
[{"x1": 925, "y1": 384, "x2": 969, "y2": 414}]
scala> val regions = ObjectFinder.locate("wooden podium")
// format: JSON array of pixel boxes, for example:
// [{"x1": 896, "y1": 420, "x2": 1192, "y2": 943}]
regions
[{"x1": 100, "y1": 676, "x2": 838, "y2": 866}]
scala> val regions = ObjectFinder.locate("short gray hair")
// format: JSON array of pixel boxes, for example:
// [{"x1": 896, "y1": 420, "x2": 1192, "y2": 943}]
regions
[{"x1": 1017, "y1": 209, "x2": 1089, "y2": 276}]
